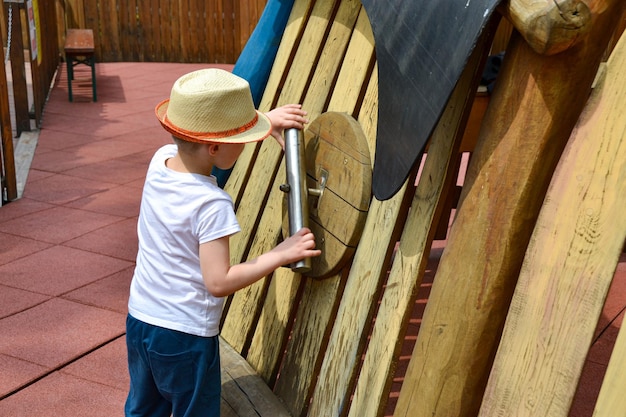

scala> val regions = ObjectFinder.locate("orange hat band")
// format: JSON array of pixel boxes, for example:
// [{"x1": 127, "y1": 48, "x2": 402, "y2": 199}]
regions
[{"x1": 163, "y1": 112, "x2": 258, "y2": 139}]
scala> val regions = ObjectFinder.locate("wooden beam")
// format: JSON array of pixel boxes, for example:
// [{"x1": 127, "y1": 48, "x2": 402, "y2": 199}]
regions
[{"x1": 480, "y1": 28, "x2": 626, "y2": 416}]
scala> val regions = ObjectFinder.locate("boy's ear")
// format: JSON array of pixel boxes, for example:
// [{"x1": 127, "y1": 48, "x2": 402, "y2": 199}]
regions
[{"x1": 207, "y1": 143, "x2": 219, "y2": 156}]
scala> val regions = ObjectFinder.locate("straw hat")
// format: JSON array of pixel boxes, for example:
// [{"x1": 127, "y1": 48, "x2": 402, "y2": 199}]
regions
[{"x1": 155, "y1": 68, "x2": 272, "y2": 144}]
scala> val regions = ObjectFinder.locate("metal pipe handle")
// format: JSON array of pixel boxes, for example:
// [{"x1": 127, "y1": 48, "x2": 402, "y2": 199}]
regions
[{"x1": 283, "y1": 128, "x2": 312, "y2": 273}]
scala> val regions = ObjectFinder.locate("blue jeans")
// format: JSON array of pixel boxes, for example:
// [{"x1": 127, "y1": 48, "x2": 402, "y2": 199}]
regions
[{"x1": 125, "y1": 314, "x2": 221, "y2": 417}]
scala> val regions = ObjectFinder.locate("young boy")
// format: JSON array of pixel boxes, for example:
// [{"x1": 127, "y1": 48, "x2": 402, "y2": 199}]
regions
[{"x1": 125, "y1": 68, "x2": 321, "y2": 417}]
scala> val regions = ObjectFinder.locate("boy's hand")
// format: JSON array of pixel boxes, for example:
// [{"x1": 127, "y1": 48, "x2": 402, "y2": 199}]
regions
[
  {"x1": 265, "y1": 104, "x2": 309, "y2": 149},
  {"x1": 274, "y1": 227, "x2": 321, "y2": 265}
]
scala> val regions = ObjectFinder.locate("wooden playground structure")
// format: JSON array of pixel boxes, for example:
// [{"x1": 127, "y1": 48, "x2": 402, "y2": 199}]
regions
[
  {"x1": 217, "y1": 0, "x2": 626, "y2": 416},
  {"x1": 1, "y1": 0, "x2": 625, "y2": 416}
]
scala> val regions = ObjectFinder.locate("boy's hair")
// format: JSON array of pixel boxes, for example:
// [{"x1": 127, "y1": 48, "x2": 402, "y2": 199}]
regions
[{"x1": 172, "y1": 135, "x2": 204, "y2": 154}]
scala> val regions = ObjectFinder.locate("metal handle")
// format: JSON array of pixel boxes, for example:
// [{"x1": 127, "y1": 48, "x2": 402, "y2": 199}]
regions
[{"x1": 282, "y1": 128, "x2": 312, "y2": 273}]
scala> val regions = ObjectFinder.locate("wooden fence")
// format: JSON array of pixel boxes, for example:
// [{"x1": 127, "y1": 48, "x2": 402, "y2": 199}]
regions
[
  {"x1": 1, "y1": 0, "x2": 59, "y2": 202},
  {"x1": 60, "y1": 0, "x2": 268, "y2": 63}
]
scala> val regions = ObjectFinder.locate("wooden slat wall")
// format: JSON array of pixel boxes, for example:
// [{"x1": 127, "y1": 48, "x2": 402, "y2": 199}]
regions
[
  {"x1": 218, "y1": 1, "x2": 626, "y2": 417},
  {"x1": 60, "y1": 0, "x2": 267, "y2": 63}
]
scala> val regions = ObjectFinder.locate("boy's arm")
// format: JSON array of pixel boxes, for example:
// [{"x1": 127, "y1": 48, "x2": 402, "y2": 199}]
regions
[{"x1": 200, "y1": 228, "x2": 321, "y2": 297}]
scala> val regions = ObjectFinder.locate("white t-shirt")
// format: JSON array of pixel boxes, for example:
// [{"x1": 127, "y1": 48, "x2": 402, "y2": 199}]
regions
[{"x1": 128, "y1": 144, "x2": 240, "y2": 337}]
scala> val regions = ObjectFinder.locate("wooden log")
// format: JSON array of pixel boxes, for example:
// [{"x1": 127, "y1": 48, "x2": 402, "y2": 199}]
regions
[
  {"x1": 503, "y1": 0, "x2": 591, "y2": 55},
  {"x1": 393, "y1": 1, "x2": 626, "y2": 416},
  {"x1": 479, "y1": 28, "x2": 626, "y2": 416},
  {"x1": 220, "y1": 338, "x2": 291, "y2": 417}
]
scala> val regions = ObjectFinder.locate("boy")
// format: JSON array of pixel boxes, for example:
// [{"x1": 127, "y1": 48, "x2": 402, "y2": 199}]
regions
[{"x1": 125, "y1": 68, "x2": 321, "y2": 417}]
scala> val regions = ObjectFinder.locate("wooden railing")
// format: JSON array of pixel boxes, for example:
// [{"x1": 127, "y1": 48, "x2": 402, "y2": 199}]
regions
[{"x1": 1, "y1": 0, "x2": 59, "y2": 202}]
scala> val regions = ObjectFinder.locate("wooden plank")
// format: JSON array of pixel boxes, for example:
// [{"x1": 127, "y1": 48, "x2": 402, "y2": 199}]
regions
[
  {"x1": 148, "y1": 0, "x2": 161, "y2": 61},
  {"x1": 214, "y1": 0, "x2": 225, "y2": 62},
  {"x1": 137, "y1": 0, "x2": 152, "y2": 61},
  {"x1": 304, "y1": 12, "x2": 387, "y2": 415},
  {"x1": 158, "y1": 0, "x2": 172, "y2": 61},
  {"x1": 345, "y1": 17, "x2": 498, "y2": 417},
  {"x1": 223, "y1": 0, "x2": 313, "y2": 204},
  {"x1": 223, "y1": 0, "x2": 236, "y2": 63},
  {"x1": 274, "y1": 272, "x2": 345, "y2": 416},
  {"x1": 219, "y1": 146, "x2": 283, "y2": 353},
  {"x1": 8, "y1": 4, "x2": 29, "y2": 136},
  {"x1": 220, "y1": 0, "x2": 334, "y2": 352},
  {"x1": 97, "y1": 0, "x2": 118, "y2": 60},
  {"x1": 245, "y1": 257, "x2": 303, "y2": 384},
  {"x1": 268, "y1": 3, "x2": 370, "y2": 416},
  {"x1": 479, "y1": 30, "x2": 626, "y2": 417},
  {"x1": 177, "y1": 0, "x2": 190, "y2": 62},
  {"x1": 393, "y1": 1, "x2": 626, "y2": 416},
  {"x1": 206, "y1": 0, "x2": 218, "y2": 62},
  {"x1": 220, "y1": 338, "x2": 291, "y2": 417},
  {"x1": 186, "y1": 0, "x2": 200, "y2": 62}
]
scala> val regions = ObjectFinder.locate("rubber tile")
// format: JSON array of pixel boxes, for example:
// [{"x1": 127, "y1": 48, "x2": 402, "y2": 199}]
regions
[
  {"x1": 0, "y1": 372, "x2": 126, "y2": 417},
  {"x1": 35, "y1": 129, "x2": 95, "y2": 151},
  {"x1": 63, "y1": 266, "x2": 133, "y2": 315},
  {"x1": 0, "y1": 245, "x2": 132, "y2": 296},
  {"x1": 62, "y1": 336, "x2": 129, "y2": 391},
  {"x1": 64, "y1": 185, "x2": 141, "y2": 218},
  {"x1": 63, "y1": 217, "x2": 138, "y2": 262},
  {"x1": 0, "y1": 205, "x2": 123, "y2": 244},
  {"x1": 0, "y1": 298, "x2": 124, "y2": 368},
  {"x1": 121, "y1": 124, "x2": 172, "y2": 147},
  {"x1": 125, "y1": 176, "x2": 147, "y2": 189},
  {"x1": 28, "y1": 147, "x2": 112, "y2": 174},
  {"x1": 0, "y1": 354, "x2": 48, "y2": 398},
  {"x1": 0, "y1": 198, "x2": 53, "y2": 225},
  {"x1": 64, "y1": 137, "x2": 156, "y2": 161},
  {"x1": 62, "y1": 158, "x2": 149, "y2": 186},
  {"x1": 23, "y1": 169, "x2": 55, "y2": 186},
  {"x1": 21, "y1": 173, "x2": 116, "y2": 205},
  {"x1": 0, "y1": 285, "x2": 50, "y2": 319},
  {"x1": 0, "y1": 232, "x2": 51, "y2": 266}
]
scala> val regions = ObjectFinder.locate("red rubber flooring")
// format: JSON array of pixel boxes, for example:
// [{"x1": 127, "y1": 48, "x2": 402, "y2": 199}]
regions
[{"x1": 0, "y1": 62, "x2": 624, "y2": 416}]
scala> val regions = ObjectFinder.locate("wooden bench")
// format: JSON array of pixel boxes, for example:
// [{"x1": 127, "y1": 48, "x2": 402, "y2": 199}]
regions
[{"x1": 64, "y1": 29, "x2": 97, "y2": 102}]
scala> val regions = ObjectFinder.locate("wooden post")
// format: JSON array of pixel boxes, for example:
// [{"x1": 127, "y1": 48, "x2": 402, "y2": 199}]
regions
[
  {"x1": 479, "y1": 29, "x2": 626, "y2": 417},
  {"x1": 5, "y1": 1, "x2": 30, "y2": 136},
  {"x1": 0, "y1": 32, "x2": 17, "y2": 202},
  {"x1": 393, "y1": 0, "x2": 626, "y2": 416}
]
